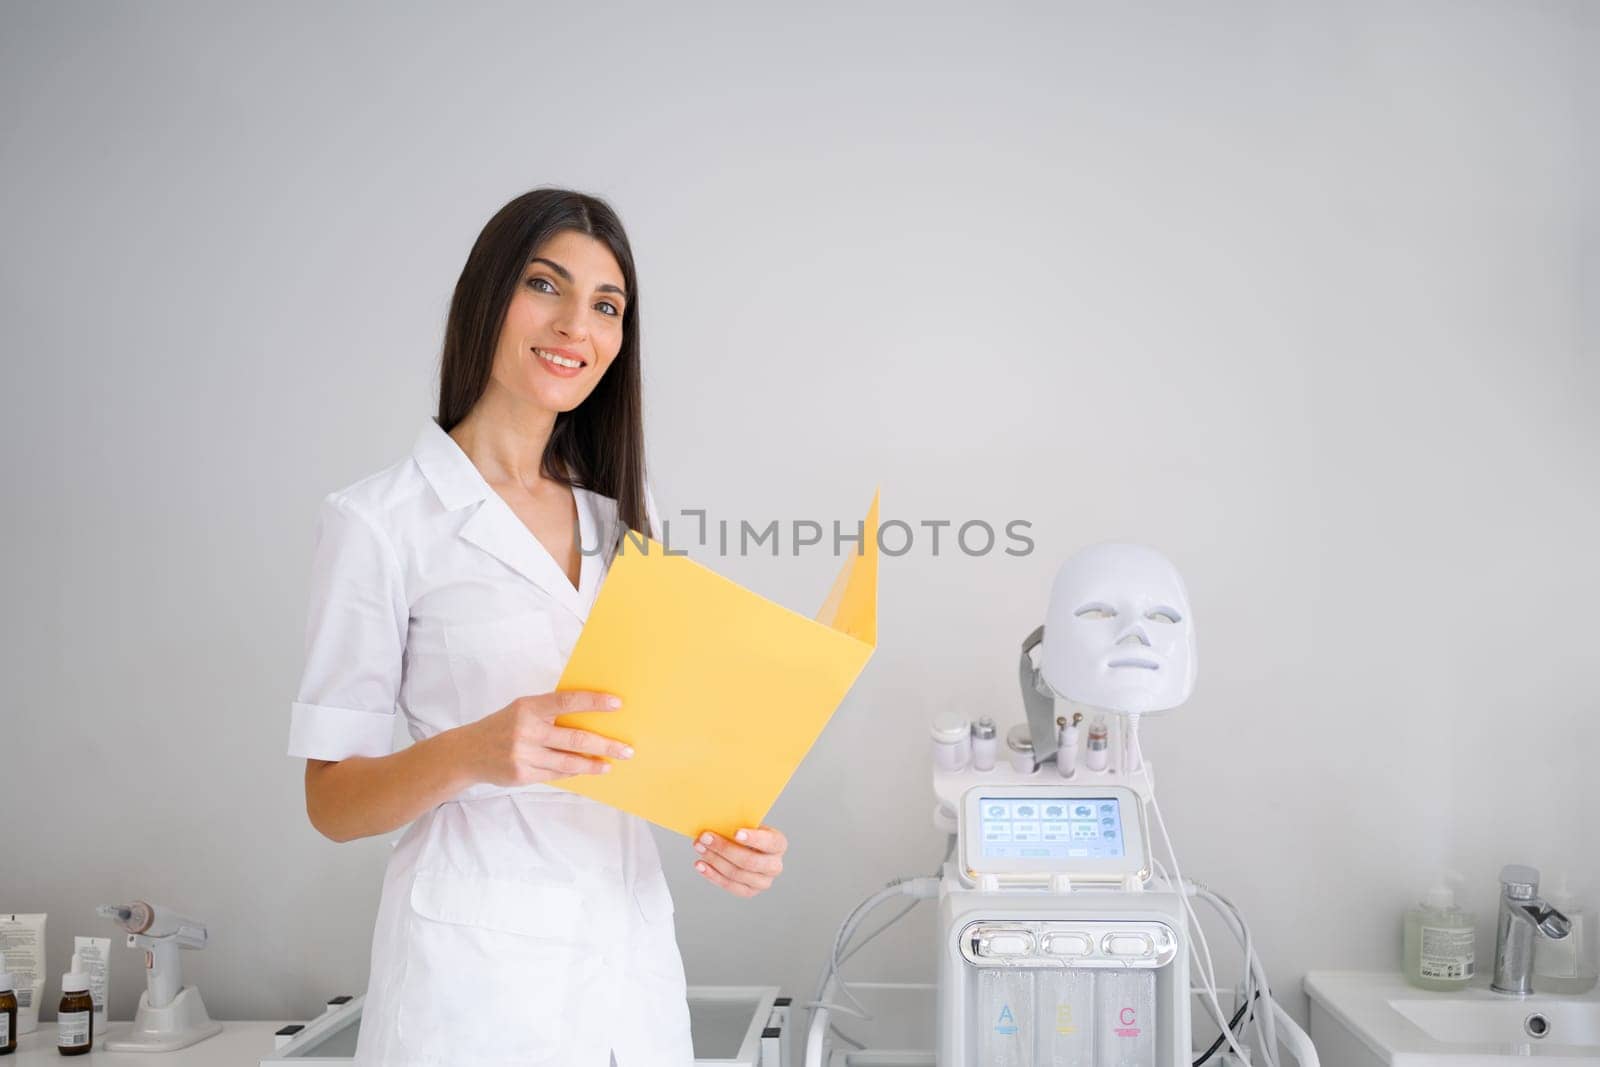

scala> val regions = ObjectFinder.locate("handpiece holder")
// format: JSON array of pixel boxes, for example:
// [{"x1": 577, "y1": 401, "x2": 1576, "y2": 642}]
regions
[
  {"x1": 97, "y1": 902, "x2": 223, "y2": 1052},
  {"x1": 1018, "y1": 625, "x2": 1060, "y2": 761}
]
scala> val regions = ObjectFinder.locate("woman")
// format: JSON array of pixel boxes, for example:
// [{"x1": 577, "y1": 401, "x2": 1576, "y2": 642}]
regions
[{"x1": 287, "y1": 188, "x2": 788, "y2": 1066}]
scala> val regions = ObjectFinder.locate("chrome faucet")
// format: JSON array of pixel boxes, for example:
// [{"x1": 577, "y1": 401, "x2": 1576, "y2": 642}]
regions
[{"x1": 1492, "y1": 864, "x2": 1571, "y2": 995}]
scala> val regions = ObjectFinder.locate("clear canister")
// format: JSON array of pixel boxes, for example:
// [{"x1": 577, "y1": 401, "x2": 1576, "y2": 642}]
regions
[
  {"x1": 1037, "y1": 968, "x2": 1094, "y2": 1065},
  {"x1": 978, "y1": 968, "x2": 1034, "y2": 1067},
  {"x1": 1094, "y1": 969, "x2": 1155, "y2": 1067}
]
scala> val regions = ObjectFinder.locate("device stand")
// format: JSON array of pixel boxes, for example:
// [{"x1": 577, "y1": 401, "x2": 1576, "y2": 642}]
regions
[{"x1": 104, "y1": 985, "x2": 224, "y2": 1052}]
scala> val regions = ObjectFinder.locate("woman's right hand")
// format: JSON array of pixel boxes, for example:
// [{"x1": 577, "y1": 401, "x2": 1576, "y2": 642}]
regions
[{"x1": 455, "y1": 691, "x2": 632, "y2": 787}]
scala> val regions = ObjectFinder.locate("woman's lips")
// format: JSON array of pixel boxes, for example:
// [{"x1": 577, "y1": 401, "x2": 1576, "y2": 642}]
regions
[{"x1": 533, "y1": 346, "x2": 586, "y2": 377}]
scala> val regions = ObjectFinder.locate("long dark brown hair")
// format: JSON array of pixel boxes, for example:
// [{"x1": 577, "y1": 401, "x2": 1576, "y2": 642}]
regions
[{"x1": 437, "y1": 188, "x2": 651, "y2": 541}]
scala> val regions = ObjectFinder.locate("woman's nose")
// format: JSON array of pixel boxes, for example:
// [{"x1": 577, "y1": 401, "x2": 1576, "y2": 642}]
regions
[{"x1": 551, "y1": 301, "x2": 587, "y2": 341}]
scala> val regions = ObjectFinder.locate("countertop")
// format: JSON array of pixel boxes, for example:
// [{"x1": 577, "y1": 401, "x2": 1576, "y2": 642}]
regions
[{"x1": 6, "y1": 1022, "x2": 282, "y2": 1064}]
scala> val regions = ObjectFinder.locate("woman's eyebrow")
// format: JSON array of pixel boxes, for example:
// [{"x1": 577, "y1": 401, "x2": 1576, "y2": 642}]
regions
[{"x1": 527, "y1": 256, "x2": 628, "y2": 301}]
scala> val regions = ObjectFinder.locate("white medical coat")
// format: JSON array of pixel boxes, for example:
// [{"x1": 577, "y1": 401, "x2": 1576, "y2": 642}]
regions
[{"x1": 288, "y1": 419, "x2": 694, "y2": 1067}]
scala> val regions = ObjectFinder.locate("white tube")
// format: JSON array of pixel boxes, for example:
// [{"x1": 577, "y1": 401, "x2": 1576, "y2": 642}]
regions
[
  {"x1": 1270, "y1": 997, "x2": 1321, "y2": 1067},
  {"x1": 0, "y1": 913, "x2": 46, "y2": 1035},
  {"x1": 73, "y1": 936, "x2": 110, "y2": 1036},
  {"x1": 804, "y1": 975, "x2": 833, "y2": 1067}
]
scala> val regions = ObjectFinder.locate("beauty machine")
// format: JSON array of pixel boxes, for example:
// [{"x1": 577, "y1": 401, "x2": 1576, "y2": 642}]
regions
[
  {"x1": 803, "y1": 544, "x2": 1319, "y2": 1067},
  {"x1": 938, "y1": 780, "x2": 1184, "y2": 1064}
]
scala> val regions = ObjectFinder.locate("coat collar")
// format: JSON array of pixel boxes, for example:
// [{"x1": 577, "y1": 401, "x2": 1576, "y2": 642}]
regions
[
  {"x1": 412, "y1": 419, "x2": 604, "y2": 620},
  {"x1": 412, "y1": 418, "x2": 490, "y2": 511}
]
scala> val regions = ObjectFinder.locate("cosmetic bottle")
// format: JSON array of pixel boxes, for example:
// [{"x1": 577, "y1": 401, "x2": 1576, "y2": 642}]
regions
[
  {"x1": 1403, "y1": 876, "x2": 1475, "y2": 991},
  {"x1": 1534, "y1": 873, "x2": 1597, "y2": 994},
  {"x1": 0, "y1": 967, "x2": 17, "y2": 1055},
  {"x1": 970, "y1": 717, "x2": 997, "y2": 772},
  {"x1": 56, "y1": 955, "x2": 92, "y2": 1055}
]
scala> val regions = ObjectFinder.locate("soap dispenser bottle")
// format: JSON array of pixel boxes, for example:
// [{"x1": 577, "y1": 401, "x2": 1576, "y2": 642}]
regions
[
  {"x1": 1533, "y1": 873, "x2": 1597, "y2": 994},
  {"x1": 1404, "y1": 875, "x2": 1475, "y2": 991}
]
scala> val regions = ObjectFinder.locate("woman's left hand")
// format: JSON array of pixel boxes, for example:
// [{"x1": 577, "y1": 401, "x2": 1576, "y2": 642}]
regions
[{"x1": 692, "y1": 825, "x2": 787, "y2": 897}]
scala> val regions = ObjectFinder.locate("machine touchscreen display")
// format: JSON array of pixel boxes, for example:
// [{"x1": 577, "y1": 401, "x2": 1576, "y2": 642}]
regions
[{"x1": 978, "y1": 796, "x2": 1125, "y2": 860}]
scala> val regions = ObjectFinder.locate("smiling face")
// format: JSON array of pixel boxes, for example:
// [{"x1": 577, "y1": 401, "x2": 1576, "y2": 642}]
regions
[
  {"x1": 1040, "y1": 543, "x2": 1196, "y2": 714},
  {"x1": 486, "y1": 229, "x2": 629, "y2": 414}
]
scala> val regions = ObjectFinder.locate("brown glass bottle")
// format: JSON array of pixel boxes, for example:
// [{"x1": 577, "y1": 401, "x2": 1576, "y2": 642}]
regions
[
  {"x1": 56, "y1": 972, "x2": 92, "y2": 1056},
  {"x1": 0, "y1": 970, "x2": 17, "y2": 1055}
]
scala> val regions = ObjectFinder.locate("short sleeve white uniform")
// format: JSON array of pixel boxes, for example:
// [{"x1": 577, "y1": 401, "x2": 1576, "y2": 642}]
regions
[{"x1": 289, "y1": 419, "x2": 689, "y2": 1067}]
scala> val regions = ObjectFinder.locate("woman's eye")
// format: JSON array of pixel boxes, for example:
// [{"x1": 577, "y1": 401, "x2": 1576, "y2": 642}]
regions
[
  {"x1": 595, "y1": 301, "x2": 619, "y2": 317},
  {"x1": 528, "y1": 277, "x2": 556, "y2": 294}
]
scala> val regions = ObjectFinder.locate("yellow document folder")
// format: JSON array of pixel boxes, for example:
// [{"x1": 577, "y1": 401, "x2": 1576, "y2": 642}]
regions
[{"x1": 553, "y1": 490, "x2": 880, "y2": 839}]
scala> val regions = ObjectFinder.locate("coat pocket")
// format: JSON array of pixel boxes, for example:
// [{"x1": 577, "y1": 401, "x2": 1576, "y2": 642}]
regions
[
  {"x1": 395, "y1": 870, "x2": 594, "y2": 1063},
  {"x1": 443, "y1": 611, "x2": 564, "y2": 721}
]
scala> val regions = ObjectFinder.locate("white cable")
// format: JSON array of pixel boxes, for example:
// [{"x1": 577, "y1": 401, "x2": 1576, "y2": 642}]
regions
[
  {"x1": 1204, "y1": 887, "x2": 1277, "y2": 1067},
  {"x1": 803, "y1": 838, "x2": 952, "y2": 1059},
  {"x1": 1169, "y1": 886, "x2": 1238, "y2": 1046},
  {"x1": 1158, "y1": 858, "x2": 1259, "y2": 1056},
  {"x1": 804, "y1": 875, "x2": 941, "y2": 1032},
  {"x1": 803, "y1": 871, "x2": 943, "y2": 1067},
  {"x1": 1199, "y1": 882, "x2": 1254, "y2": 1038},
  {"x1": 835, "y1": 836, "x2": 950, "y2": 981},
  {"x1": 1157, "y1": 844, "x2": 1284, "y2": 1067},
  {"x1": 1196, "y1": 884, "x2": 1280, "y2": 1067},
  {"x1": 1143, "y1": 769, "x2": 1239, "y2": 1056},
  {"x1": 816, "y1": 886, "x2": 902, "y2": 1017},
  {"x1": 1161, "y1": 859, "x2": 1285, "y2": 1067},
  {"x1": 835, "y1": 874, "x2": 942, "y2": 1016},
  {"x1": 1203, "y1": 883, "x2": 1260, "y2": 1062},
  {"x1": 1136, "y1": 719, "x2": 1257, "y2": 1066},
  {"x1": 823, "y1": 896, "x2": 921, "y2": 1049}
]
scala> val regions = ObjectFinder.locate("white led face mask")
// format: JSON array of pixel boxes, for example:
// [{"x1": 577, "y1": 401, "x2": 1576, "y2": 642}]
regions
[{"x1": 1039, "y1": 543, "x2": 1196, "y2": 715}]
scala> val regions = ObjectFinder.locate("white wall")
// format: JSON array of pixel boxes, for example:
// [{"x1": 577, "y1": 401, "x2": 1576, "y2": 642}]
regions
[{"x1": 2, "y1": 0, "x2": 1595, "y2": 1042}]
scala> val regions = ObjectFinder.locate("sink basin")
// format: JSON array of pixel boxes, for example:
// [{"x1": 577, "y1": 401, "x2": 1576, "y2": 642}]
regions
[
  {"x1": 1305, "y1": 971, "x2": 1600, "y2": 1066},
  {"x1": 1392, "y1": 995, "x2": 1600, "y2": 1046}
]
